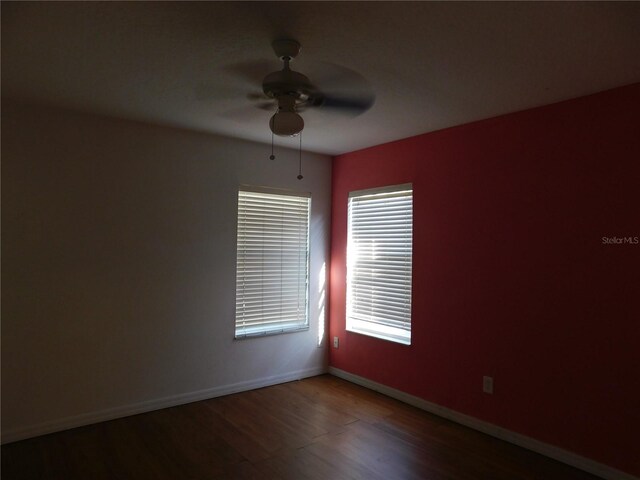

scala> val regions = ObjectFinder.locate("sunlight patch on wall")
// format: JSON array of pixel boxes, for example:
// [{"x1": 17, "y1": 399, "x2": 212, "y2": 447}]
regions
[{"x1": 317, "y1": 262, "x2": 326, "y2": 346}]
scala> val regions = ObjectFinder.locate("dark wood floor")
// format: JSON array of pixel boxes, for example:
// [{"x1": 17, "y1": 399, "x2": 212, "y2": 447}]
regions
[{"x1": 2, "y1": 375, "x2": 602, "y2": 480}]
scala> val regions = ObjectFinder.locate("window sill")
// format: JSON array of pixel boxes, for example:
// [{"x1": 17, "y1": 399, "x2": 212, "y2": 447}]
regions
[
  {"x1": 235, "y1": 325, "x2": 309, "y2": 340},
  {"x1": 346, "y1": 324, "x2": 411, "y2": 345}
]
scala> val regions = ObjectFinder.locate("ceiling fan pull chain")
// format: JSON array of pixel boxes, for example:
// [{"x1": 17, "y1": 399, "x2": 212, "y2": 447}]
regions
[{"x1": 297, "y1": 132, "x2": 304, "y2": 180}]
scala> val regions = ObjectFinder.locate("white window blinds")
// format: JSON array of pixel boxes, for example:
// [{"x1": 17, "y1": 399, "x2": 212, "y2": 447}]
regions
[
  {"x1": 235, "y1": 187, "x2": 311, "y2": 338},
  {"x1": 346, "y1": 184, "x2": 413, "y2": 345}
]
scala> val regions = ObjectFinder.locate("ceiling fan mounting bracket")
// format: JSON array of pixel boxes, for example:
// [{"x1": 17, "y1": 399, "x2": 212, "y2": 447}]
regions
[{"x1": 272, "y1": 39, "x2": 301, "y2": 60}]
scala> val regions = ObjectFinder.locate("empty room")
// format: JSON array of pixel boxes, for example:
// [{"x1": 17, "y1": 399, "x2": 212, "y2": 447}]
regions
[{"x1": 2, "y1": 2, "x2": 639, "y2": 479}]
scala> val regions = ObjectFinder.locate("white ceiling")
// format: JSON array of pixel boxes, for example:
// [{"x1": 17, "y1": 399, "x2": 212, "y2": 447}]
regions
[{"x1": 3, "y1": 2, "x2": 640, "y2": 155}]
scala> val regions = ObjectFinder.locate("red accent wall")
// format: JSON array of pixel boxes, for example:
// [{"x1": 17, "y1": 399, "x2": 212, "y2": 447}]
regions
[{"x1": 329, "y1": 84, "x2": 640, "y2": 476}]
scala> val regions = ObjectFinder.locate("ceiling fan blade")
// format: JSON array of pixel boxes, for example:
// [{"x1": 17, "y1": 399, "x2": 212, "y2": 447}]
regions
[
  {"x1": 247, "y1": 91, "x2": 268, "y2": 101},
  {"x1": 223, "y1": 50, "x2": 374, "y2": 120},
  {"x1": 195, "y1": 84, "x2": 256, "y2": 103},
  {"x1": 246, "y1": 91, "x2": 275, "y2": 111},
  {"x1": 308, "y1": 62, "x2": 372, "y2": 91},
  {"x1": 302, "y1": 62, "x2": 375, "y2": 116},
  {"x1": 224, "y1": 60, "x2": 280, "y2": 87},
  {"x1": 256, "y1": 101, "x2": 276, "y2": 111},
  {"x1": 307, "y1": 92, "x2": 375, "y2": 115},
  {"x1": 220, "y1": 104, "x2": 271, "y2": 122}
]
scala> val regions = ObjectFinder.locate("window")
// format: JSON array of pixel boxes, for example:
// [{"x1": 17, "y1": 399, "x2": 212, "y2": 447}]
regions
[
  {"x1": 346, "y1": 184, "x2": 413, "y2": 345},
  {"x1": 235, "y1": 186, "x2": 311, "y2": 338}
]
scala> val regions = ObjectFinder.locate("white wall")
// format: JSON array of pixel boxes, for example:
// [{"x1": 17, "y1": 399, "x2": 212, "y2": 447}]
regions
[{"x1": 1, "y1": 102, "x2": 332, "y2": 442}]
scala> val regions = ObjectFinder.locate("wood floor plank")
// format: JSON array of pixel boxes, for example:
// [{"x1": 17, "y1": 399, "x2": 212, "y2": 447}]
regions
[
  {"x1": 253, "y1": 447, "x2": 352, "y2": 480},
  {"x1": 280, "y1": 381, "x2": 360, "y2": 428},
  {"x1": 212, "y1": 460, "x2": 283, "y2": 480},
  {"x1": 195, "y1": 400, "x2": 274, "y2": 464},
  {"x1": 317, "y1": 420, "x2": 443, "y2": 480},
  {"x1": 206, "y1": 393, "x2": 312, "y2": 454},
  {"x1": 1, "y1": 374, "x2": 604, "y2": 480},
  {"x1": 243, "y1": 387, "x2": 331, "y2": 439},
  {"x1": 301, "y1": 435, "x2": 393, "y2": 480},
  {"x1": 285, "y1": 375, "x2": 395, "y2": 424},
  {"x1": 133, "y1": 406, "x2": 245, "y2": 478}
]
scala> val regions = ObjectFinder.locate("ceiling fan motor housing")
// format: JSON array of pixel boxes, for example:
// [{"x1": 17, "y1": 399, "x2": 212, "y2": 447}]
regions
[{"x1": 262, "y1": 69, "x2": 314, "y2": 100}]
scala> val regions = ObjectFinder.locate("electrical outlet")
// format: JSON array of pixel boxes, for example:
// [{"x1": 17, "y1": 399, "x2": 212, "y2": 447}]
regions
[
  {"x1": 333, "y1": 336, "x2": 339, "y2": 348},
  {"x1": 483, "y1": 376, "x2": 494, "y2": 394}
]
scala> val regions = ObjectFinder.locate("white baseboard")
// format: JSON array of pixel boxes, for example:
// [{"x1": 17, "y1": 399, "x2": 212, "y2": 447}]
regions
[
  {"x1": 329, "y1": 367, "x2": 637, "y2": 480},
  {"x1": 1, "y1": 366, "x2": 327, "y2": 445}
]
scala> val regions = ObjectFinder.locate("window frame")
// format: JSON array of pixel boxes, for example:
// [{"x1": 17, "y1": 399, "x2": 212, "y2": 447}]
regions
[
  {"x1": 346, "y1": 183, "x2": 413, "y2": 345},
  {"x1": 234, "y1": 185, "x2": 311, "y2": 339}
]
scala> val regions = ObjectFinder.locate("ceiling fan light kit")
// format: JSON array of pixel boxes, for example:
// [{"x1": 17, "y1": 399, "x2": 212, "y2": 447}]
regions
[{"x1": 269, "y1": 111, "x2": 304, "y2": 137}]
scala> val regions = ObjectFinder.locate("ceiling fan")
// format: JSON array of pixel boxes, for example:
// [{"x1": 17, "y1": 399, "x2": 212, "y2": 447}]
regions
[{"x1": 254, "y1": 39, "x2": 375, "y2": 137}]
